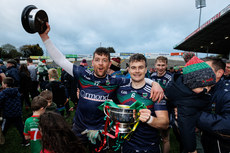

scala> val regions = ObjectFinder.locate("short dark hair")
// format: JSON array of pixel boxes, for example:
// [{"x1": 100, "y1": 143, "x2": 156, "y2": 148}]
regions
[
  {"x1": 31, "y1": 96, "x2": 48, "y2": 111},
  {"x1": 3, "y1": 77, "x2": 14, "y2": 87},
  {"x1": 27, "y1": 58, "x2": 33, "y2": 63},
  {"x1": 129, "y1": 53, "x2": 147, "y2": 67},
  {"x1": 93, "y1": 47, "x2": 110, "y2": 61},
  {"x1": 203, "y1": 57, "x2": 225, "y2": 72}
]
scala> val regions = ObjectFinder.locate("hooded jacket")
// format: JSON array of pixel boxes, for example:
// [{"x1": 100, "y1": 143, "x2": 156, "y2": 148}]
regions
[
  {"x1": 165, "y1": 74, "x2": 212, "y2": 152},
  {"x1": 197, "y1": 79, "x2": 230, "y2": 139},
  {"x1": 5, "y1": 66, "x2": 20, "y2": 87},
  {"x1": 0, "y1": 88, "x2": 22, "y2": 118}
]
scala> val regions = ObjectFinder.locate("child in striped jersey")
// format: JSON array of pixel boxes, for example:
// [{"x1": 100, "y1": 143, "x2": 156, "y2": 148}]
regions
[{"x1": 24, "y1": 96, "x2": 48, "y2": 153}]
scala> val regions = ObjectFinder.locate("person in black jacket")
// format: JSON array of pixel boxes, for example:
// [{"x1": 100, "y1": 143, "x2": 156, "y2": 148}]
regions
[
  {"x1": 45, "y1": 68, "x2": 68, "y2": 116},
  {"x1": 5, "y1": 59, "x2": 20, "y2": 87},
  {"x1": 165, "y1": 56, "x2": 216, "y2": 153},
  {"x1": 0, "y1": 77, "x2": 29, "y2": 146},
  {"x1": 61, "y1": 69, "x2": 78, "y2": 117},
  {"x1": 197, "y1": 57, "x2": 230, "y2": 153},
  {"x1": 19, "y1": 64, "x2": 32, "y2": 109}
]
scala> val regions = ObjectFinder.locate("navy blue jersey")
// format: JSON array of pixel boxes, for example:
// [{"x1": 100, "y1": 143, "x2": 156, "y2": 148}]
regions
[
  {"x1": 116, "y1": 83, "x2": 167, "y2": 151},
  {"x1": 150, "y1": 71, "x2": 172, "y2": 90},
  {"x1": 72, "y1": 65, "x2": 130, "y2": 140}
]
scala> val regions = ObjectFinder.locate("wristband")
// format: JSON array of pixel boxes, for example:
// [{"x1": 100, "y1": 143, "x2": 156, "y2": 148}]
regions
[{"x1": 147, "y1": 116, "x2": 153, "y2": 124}]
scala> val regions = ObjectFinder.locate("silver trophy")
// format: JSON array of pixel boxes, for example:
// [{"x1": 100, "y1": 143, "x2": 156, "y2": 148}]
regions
[
  {"x1": 104, "y1": 104, "x2": 134, "y2": 133},
  {"x1": 21, "y1": 5, "x2": 48, "y2": 34}
]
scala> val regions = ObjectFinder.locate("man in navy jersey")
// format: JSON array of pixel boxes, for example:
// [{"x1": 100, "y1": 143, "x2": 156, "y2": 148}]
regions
[
  {"x1": 151, "y1": 56, "x2": 172, "y2": 153},
  {"x1": 39, "y1": 23, "x2": 164, "y2": 152},
  {"x1": 117, "y1": 54, "x2": 169, "y2": 153},
  {"x1": 151, "y1": 56, "x2": 172, "y2": 90}
]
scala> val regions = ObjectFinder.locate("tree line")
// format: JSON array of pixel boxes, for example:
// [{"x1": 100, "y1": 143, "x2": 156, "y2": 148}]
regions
[{"x1": 0, "y1": 43, "x2": 44, "y2": 60}]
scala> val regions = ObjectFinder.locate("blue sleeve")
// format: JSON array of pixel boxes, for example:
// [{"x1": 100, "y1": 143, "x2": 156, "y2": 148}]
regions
[
  {"x1": 197, "y1": 94, "x2": 230, "y2": 135},
  {"x1": 73, "y1": 65, "x2": 82, "y2": 80},
  {"x1": 154, "y1": 99, "x2": 168, "y2": 111},
  {"x1": 115, "y1": 77, "x2": 130, "y2": 86}
]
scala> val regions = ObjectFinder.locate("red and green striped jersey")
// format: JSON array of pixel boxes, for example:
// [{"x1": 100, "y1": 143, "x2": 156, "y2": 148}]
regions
[
  {"x1": 24, "y1": 115, "x2": 41, "y2": 153},
  {"x1": 72, "y1": 65, "x2": 130, "y2": 142},
  {"x1": 116, "y1": 83, "x2": 167, "y2": 151}
]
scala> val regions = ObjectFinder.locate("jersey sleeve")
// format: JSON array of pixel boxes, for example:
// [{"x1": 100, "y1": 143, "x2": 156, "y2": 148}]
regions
[
  {"x1": 154, "y1": 99, "x2": 168, "y2": 111},
  {"x1": 114, "y1": 77, "x2": 131, "y2": 86},
  {"x1": 197, "y1": 94, "x2": 230, "y2": 135},
  {"x1": 72, "y1": 65, "x2": 85, "y2": 80}
]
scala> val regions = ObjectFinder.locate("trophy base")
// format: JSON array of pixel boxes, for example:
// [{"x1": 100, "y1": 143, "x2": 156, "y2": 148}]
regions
[{"x1": 112, "y1": 123, "x2": 131, "y2": 133}]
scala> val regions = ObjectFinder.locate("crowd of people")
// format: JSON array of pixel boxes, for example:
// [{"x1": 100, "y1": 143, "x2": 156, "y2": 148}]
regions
[{"x1": 0, "y1": 22, "x2": 230, "y2": 153}]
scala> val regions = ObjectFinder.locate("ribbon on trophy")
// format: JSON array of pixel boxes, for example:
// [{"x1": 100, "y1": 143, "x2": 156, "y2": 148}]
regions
[{"x1": 96, "y1": 100, "x2": 146, "y2": 152}]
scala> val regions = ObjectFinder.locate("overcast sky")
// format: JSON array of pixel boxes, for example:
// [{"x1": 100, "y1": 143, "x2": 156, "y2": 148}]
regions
[{"x1": 0, "y1": 0, "x2": 229, "y2": 55}]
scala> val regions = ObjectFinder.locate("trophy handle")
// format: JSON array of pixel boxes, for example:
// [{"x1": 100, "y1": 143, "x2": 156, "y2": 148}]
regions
[{"x1": 103, "y1": 106, "x2": 110, "y2": 119}]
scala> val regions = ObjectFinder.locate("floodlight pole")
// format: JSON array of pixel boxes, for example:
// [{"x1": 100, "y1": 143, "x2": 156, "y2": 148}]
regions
[
  {"x1": 198, "y1": 7, "x2": 202, "y2": 28},
  {"x1": 196, "y1": 0, "x2": 206, "y2": 28}
]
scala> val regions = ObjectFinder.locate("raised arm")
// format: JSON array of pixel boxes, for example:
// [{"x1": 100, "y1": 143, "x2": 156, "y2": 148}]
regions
[{"x1": 39, "y1": 23, "x2": 73, "y2": 76}]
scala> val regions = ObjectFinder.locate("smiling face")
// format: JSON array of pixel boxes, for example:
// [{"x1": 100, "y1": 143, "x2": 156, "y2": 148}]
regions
[
  {"x1": 128, "y1": 60, "x2": 147, "y2": 83},
  {"x1": 155, "y1": 59, "x2": 167, "y2": 77},
  {"x1": 92, "y1": 53, "x2": 111, "y2": 78}
]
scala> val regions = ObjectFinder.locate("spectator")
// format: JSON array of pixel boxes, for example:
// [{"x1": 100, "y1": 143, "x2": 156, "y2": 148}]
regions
[
  {"x1": 0, "y1": 69, "x2": 6, "y2": 88},
  {"x1": 40, "y1": 90, "x2": 58, "y2": 113},
  {"x1": 197, "y1": 57, "x2": 230, "y2": 153},
  {"x1": 224, "y1": 60, "x2": 230, "y2": 80},
  {"x1": 27, "y1": 58, "x2": 39, "y2": 99},
  {"x1": 5, "y1": 59, "x2": 20, "y2": 87},
  {"x1": 37, "y1": 59, "x2": 48, "y2": 91},
  {"x1": 45, "y1": 68, "x2": 68, "y2": 116},
  {"x1": 169, "y1": 67, "x2": 174, "y2": 74},
  {"x1": 39, "y1": 111, "x2": 85, "y2": 153},
  {"x1": 0, "y1": 59, "x2": 7, "y2": 73},
  {"x1": 61, "y1": 69, "x2": 78, "y2": 116},
  {"x1": 107, "y1": 57, "x2": 124, "y2": 78},
  {"x1": 14, "y1": 58, "x2": 20, "y2": 70},
  {"x1": 165, "y1": 56, "x2": 216, "y2": 153},
  {"x1": 183, "y1": 52, "x2": 195, "y2": 63},
  {"x1": 80, "y1": 59, "x2": 88, "y2": 68},
  {"x1": 0, "y1": 77, "x2": 29, "y2": 146},
  {"x1": 19, "y1": 64, "x2": 32, "y2": 109},
  {"x1": 24, "y1": 96, "x2": 48, "y2": 153}
]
